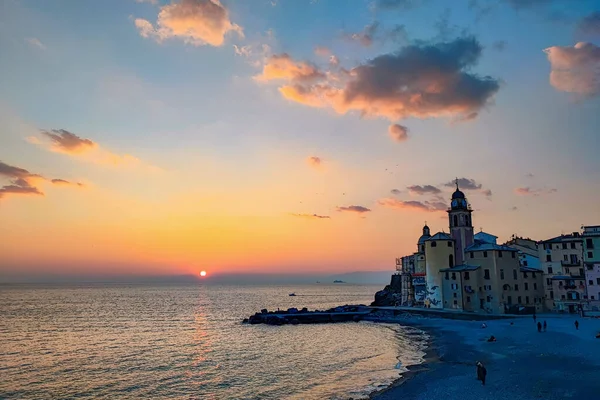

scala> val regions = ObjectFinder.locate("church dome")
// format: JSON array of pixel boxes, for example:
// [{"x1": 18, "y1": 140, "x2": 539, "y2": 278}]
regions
[{"x1": 451, "y1": 188, "x2": 465, "y2": 199}]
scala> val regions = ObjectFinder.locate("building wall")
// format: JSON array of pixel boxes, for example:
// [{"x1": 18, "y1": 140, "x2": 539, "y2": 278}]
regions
[
  {"x1": 583, "y1": 228, "x2": 600, "y2": 308},
  {"x1": 539, "y1": 237, "x2": 586, "y2": 312},
  {"x1": 424, "y1": 239, "x2": 454, "y2": 309},
  {"x1": 442, "y1": 269, "x2": 483, "y2": 312},
  {"x1": 415, "y1": 252, "x2": 426, "y2": 275},
  {"x1": 465, "y1": 250, "x2": 515, "y2": 313}
]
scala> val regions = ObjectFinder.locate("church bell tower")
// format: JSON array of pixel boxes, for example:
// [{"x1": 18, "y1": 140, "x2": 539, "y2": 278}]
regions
[{"x1": 448, "y1": 179, "x2": 474, "y2": 265}]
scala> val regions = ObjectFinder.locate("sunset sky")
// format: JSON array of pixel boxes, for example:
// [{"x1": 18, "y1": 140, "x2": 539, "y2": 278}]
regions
[{"x1": 1, "y1": 0, "x2": 600, "y2": 280}]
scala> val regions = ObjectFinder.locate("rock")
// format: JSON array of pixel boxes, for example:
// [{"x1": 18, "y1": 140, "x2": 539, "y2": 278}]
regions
[
  {"x1": 290, "y1": 319, "x2": 300, "y2": 325},
  {"x1": 261, "y1": 309, "x2": 268, "y2": 314},
  {"x1": 288, "y1": 308, "x2": 298, "y2": 314},
  {"x1": 242, "y1": 318, "x2": 249, "y2": 324}
]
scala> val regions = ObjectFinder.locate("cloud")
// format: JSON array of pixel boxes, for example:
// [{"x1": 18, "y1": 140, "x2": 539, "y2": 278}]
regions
[
  {"x1": 30, "y1": 129, "x2": 156, "y2": 170},
  {"x1": 290, "y1": 213, "x2": 331, "y2": 219},
  {"x1": 579, "y1": 12, "x2": 600, "y2": 36},
  {"x1": 444, "y1": 177, "x2": 482, "y2": 190},
  {"x1": 134, "y1": 0, "x2": 243, "y2": 47},
  {"x1": 407, "y1": 184, "x2": 441, "y2": 195},
  {"x1": 268, "y1": 36, "x2": 499, "y2": 123},
  {"x1": 0, "y1": 161, "x2": 79, "y2": 200},
  {"x1": 388, "y1": 124, "x2": 409, "y2": 142},
  {"x1": 391, "y1": 188, "x2": 402, "y2": 195},
  {"x1": 256, "y1": 53, "x2": 325, "y2": 83},
  {"x1": 51, "y1": 178, "x2": 84, "y2": 187},
  {"x1": 492, "y1": 41, "x2": 506, "y2": 51},
  {"x1": 345, "y1": 22, "x2": 379, "y2": 47},
  {"x1": 314, "y1": 46, "x2": 331, "y2": 56},
  {"x1": 39, "y1": 129, "x2": 96, "y2": 153},
  {"x1": 306, "y1": 156, "x2": 322, "y2": 169},
  {"x1": 511, "y1": 206, "x2": 518, "y2": 211},
  {"x1": 336, "y1": 205, "x2": 372, "y2": 214},
  {"x1": 25, "y1": 37, "x2": 46, "y2": 50},
  {"x1": 544, "y1": 42, "x2": 600, "y2": 96},
  {"x1": 378, "y1": 198, "x2": 447, "y2": 212},
  {"x1": 514, "y1": 186, "x2": 557, "y2": 196},
  {"x1": 376, "y1": 0, "x2": 428, "y2": 10}
]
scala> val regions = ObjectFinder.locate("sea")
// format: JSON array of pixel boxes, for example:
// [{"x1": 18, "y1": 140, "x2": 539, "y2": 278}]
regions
[{"x1": 0, "y1": 283, "x2": 428, "y2": 399}]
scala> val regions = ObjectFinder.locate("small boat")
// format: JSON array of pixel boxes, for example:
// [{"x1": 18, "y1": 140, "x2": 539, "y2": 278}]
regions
[{"x1": 289, "y1": 293, "x2": 296, "y2": 296}]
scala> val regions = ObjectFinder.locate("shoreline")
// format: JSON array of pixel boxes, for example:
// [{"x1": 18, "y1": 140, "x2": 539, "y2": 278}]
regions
[{"x1": 364, "y1": 314, "x2": 600, "y2": 400}]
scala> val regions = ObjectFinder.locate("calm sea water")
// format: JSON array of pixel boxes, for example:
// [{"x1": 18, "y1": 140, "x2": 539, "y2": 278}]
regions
[{"x1": 0, "y1": 283, "x2": 427, "y2": 399}]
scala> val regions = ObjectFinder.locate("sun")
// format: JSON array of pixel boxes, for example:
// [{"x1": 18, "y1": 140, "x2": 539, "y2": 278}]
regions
[{"x1": 200, "y1": 270, "x2": 207, "y2": 277}]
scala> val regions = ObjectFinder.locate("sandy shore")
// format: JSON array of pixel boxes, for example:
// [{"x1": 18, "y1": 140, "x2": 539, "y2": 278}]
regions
[{"x1": 369, "y1": 314, "x2": 600, "y2": 400}]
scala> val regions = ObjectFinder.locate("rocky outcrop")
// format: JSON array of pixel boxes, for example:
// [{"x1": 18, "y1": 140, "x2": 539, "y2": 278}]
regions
[
  {"x1": 243, "y1": 305, "x2": 368, "y2": 325},
  {"x1": 370, "y1": 274, "x2": 403, "y2": 307}
]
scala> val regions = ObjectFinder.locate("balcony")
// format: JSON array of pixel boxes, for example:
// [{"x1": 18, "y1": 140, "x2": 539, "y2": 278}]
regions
[{"x1": 561, "y1": 260, "x2": 581, "y2": 267}]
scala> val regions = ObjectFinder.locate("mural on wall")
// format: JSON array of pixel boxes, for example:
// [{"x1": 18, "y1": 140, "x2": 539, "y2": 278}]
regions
[
  {"x1": 425, "y1": 284, "x2": 441, "y2": 306},
  {"x1": 412, "y1": 277, "x2": 426, "y2": 302}
]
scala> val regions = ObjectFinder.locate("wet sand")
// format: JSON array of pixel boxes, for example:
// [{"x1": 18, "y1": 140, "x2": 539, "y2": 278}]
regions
[{"x1": 370, "y1": 315, "x2": 600, "y2": 400}]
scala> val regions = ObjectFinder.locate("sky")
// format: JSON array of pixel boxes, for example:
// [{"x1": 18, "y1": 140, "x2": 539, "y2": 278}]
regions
[{"x1": 1, "y1": 0, "x2": 600, "y2": 281}]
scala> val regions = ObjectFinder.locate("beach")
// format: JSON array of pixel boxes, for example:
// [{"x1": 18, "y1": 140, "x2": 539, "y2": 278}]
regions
[{"x1": 371, "y1": 314, "x2": 600, "y2": 400}]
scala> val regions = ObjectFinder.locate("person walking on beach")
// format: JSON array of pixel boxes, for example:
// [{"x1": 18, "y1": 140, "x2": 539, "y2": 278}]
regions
[
  {"x1": 543, "y1": 320, "x2": 547, "y2": 332},
  {"x1": 476, "y1": 361, "x2": 487, "y2": 386},
  {"x1": 537, "y1": 321, "x2": 542, "y2": 332},
  {"x1": 575, "y1": 320, "x2": 579, "y2": 330}
]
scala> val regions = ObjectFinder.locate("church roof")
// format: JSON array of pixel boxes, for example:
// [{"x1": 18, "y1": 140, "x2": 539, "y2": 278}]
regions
[
  {"x1": 440, "y1": 264, "x2": 481, "y2": 272},
  {"x1": 451, "y1": 189, "x2": 465, "y2": 199},
  {"x1": 425, "y1": 232, "x2": 452, "y2": 241},
  {"x1": 465, "y1": 239, "x2": 518, "y2": 252},
  {"x1": 417, "y1": 235, "x2": 430, "y2": 244}
]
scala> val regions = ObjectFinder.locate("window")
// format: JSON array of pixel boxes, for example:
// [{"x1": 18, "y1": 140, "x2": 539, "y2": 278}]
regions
[
  {"x1": 523, "y1": 260, "x2": 528, "y2": 266},
  {"x1": 464, "y1": 272, "x2": 470, "y2": 280},
  {"x1": 453, "y1": 215, "x2": 458, "y2": 227},
  {"x1": 579, "y1": 268, "x2": 584, "y2": 276},
  {"x1": 486, "y1": 296, "x2": 491, "y2": 302},
  {"x1": 445, "y1": 272, "x2": 449, "y2": 280},
  {"x1": 484, "y1": 269, "x2": 490, "y2": 280},
  {"x1": 421, "y1": 245, "x2": 424, "y2": 252},
  {"x1": 523, "y1": 272, "x2": 528, "y2": 278},
  {"x1": 452, "y1": 273, "x2": 456, "y2": 280},
  {"x1": 500, "y1": 269, "x2": 505, "y2": 279},
  {"x1": 470, "y1": 252, "x2": 474, "y2": 259},
  {"x1": 549, "y1": 291, "x2": 553, "y2": 299},
  {"x1": 512, "y1": 252, "x2": 516, "y2": 258},
  {"x1": 559, "y1": 281, "x2": 563, "y2": 287},
  {"x1": 499, "y1": 251, "x2": 503, "y2": 258},
  {"x1": 447, "y1": 241, "x2": 452, "y2": 247},
  {"x1": 534, "y1": 283, "x2": 537, "y2": 290},
  {"x1": 589, "y1": 280, "x2": 594, "y2": 286},
  {"x1": 526, "y1": 296, "x2": 529, "y2": 304},
  {"x1": 586, "y1": 238, "x2": 593, "y2": 248},
  {"x1": 431, "y1": 241, "x2": 437, "y2": 247},
  {"x1": 525, "y1": 282, "x2": 529, "y2": 290},
  {"x1": 466, "y1": 296, "x2": 471, "y2": 302},
  {"x1": 561, "y1": 295, "x2": 565, "y2": 299},
  {"x1": 449, "y1": 254, "x2": 454, "y2": 268},
  {"x1": 562, "y1": 243, "x2": 567, "y2": 249},
  {"x1": 548, "y1": 267, "x2": 553, "y2": 274},
  {"x1": 546, "y1": 255, "x2": 552, "y2": 262},
  {"x1": 515, "y1": 284, "x2": 519, "y2": 291},
  {"x1": 592, "y1": 295, "x2": 596, "y2": 300},
  {"x1": 565, "y1": 268, "x2": 570, "y2": 274},
  {"x1": 507, "y1": 295, "x2": 512, "y2": 304},
  {"x1": 453, "y1": 300, "x2": 458, "y2": 305},
  {"x1": 532, "y1": 272, "x2": 536, "y2": 278},
  {"x1": 483, "y1": 251, "x2": 488, "y2": 258},
  {"x1": 546, "y1": 278, "x2": 551, "y2": 285},
  {"x1": 513, "y1": 269, "x2": 518, "y2": 280},
  {"x1": 571, "y1": 254, "x2": 578, "y2": 264},
  {"x1": 453, "y1": 292, "x2": 457, "y2": 298},
  {"x1": 588, "y1": 252, "x2": 593, "y2": 259},
  {"x1": 517, "y1": 296, "x2": 522, "y2": 304},
  {"x1": 597, "y1": 278, "x2": 600, "y2": 285},
  {"x1": 564, "y1": 254, "x2": 569, "y2": 262},
  {"x1": 571, "y1": 242, "x2": 576, "y2": 249}
]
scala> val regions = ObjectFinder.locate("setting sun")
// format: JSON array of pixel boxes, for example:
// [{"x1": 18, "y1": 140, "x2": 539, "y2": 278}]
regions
[{"x1": 200, "y1": 271, "x2": 207, "y2": 277}]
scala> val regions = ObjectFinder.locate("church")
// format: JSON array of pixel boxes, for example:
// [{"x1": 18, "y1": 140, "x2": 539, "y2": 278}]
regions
[{"x1": 397, "y1": 182, "x2": 545, "y2": 314}]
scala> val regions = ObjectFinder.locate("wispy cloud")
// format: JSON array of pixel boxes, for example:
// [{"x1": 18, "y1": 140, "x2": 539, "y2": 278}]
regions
[
  {"x1": 289, "y1": 213, "x2": 331, "y2": 219},
  {"x1": 390, "y1": 189, "x2": 402, "y2": 195},
  {"x1": 443, "y1": 177, "x2": 492, "y2": 198},
  {"x1": 0, "y1": 161, "x2": 81, "y2": 201},
  {"x1": 514, "y1": 186, "x2": 557, "y2": 196},
  {"x1": 306, "y1": 156, "x2": 323, "y2": 170},
  {"x1": 388, "y1": 124, "x2": 409, "y2": 142},
  {"x1": 378, "y1": 198, "x2": 447, "y2": 212},
  {"x1": 407, "y1": 185, "x2": 441, "y2": 195},
  {"x1": 336, "y1": 205, "x2": 371, "y2": 214},
  {"x1": 134, "y1": 0, "x2": 243, "y2": 47},
  {"x1": 51, "y1": 178, "x2": 84, "y2": 187},
  {"x1": 25, "y1": 37, "x2": 46, "y2": 50},
  {"x1": 30, "y1": 129, "x2": 158, "y2": 171}
]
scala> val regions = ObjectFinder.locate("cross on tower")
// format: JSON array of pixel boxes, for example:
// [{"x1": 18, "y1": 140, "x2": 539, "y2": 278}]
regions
[{"x1": 455, "y1": 177, "x2": 459, "y2": 190}]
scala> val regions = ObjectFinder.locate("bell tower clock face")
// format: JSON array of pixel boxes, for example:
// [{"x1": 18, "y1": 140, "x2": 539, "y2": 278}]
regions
[{"x1": 451, "y1": 199, "x2": 458, "y2": 207}]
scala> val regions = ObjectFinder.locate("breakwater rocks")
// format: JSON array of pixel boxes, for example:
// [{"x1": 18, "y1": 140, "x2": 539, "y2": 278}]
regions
[
  {"x1": 371, "y1": 274, "x2": 403, "y2": 307},
  {"x1": 243, "y1": 305, "x2": 370, "y2": 326}
]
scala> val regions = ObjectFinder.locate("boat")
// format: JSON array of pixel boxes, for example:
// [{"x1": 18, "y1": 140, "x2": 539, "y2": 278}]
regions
[
  {"x1": 289, "y1": 293, "x2": 296, "y2": 296},
  {"x1": 333, "y1": 280, "x2": 345, "y2": 283}
]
